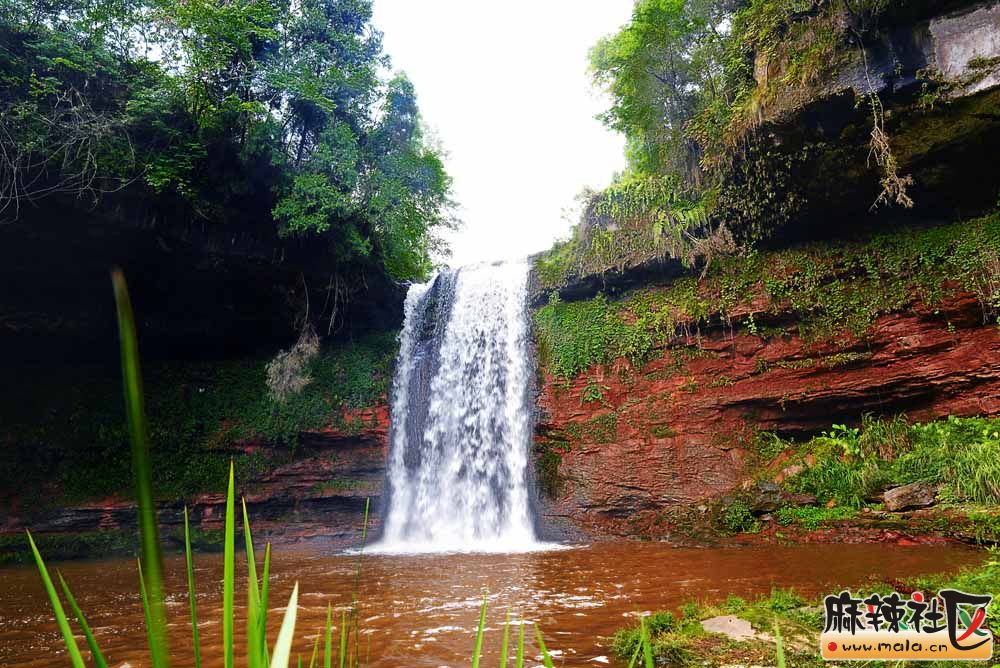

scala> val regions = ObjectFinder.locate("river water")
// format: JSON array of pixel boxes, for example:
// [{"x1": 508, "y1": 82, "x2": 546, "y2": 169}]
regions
[{"x1": 0, "y1": 541, "x2": 982, "y2": 667}]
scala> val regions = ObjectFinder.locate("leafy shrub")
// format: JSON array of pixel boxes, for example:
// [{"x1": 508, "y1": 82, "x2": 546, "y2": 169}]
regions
[
  {"x1": 718, "y1": 499, "x2": 761, "y2": 534},
  {"x1": 1, "y1": 331, "x2": 398, "y2": 502}
]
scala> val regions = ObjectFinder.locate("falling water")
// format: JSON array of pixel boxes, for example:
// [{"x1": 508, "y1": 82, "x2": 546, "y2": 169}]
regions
[{"x1": 375, "y1": 260, "x2": 539, "y2": 552}]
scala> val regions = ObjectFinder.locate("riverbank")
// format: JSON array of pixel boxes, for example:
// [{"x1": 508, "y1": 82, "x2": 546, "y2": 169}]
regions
[{"x1": 610, "y1": 547, "x2": 999, "y2": 667}]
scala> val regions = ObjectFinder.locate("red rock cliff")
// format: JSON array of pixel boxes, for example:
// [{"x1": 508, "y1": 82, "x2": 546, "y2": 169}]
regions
[{"x1": 534, "y1": 291, "x2": 1000, "y2": 537}]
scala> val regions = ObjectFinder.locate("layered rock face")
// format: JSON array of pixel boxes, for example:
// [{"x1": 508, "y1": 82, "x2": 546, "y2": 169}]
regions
[
  {"x1": 1, "y1": 407, "x2": 389, "y2": 557},
  {"x1": 533, "y1": 292, "x2": 1000, "y2": 537}
]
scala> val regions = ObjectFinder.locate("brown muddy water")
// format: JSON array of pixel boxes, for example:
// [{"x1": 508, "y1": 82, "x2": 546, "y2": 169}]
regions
[{"x1": 0, "y1": 542, "x2": 984, "y2": 668}]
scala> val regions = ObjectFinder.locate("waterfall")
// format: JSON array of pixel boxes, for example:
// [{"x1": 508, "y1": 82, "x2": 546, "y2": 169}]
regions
[{"x1": 375, "y1": 260, "x2": 539, "y2": 553}]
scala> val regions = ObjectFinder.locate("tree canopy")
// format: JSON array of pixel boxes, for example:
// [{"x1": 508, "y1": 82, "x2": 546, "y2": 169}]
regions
[{"x1": 0, "y1": 0, "x2": 453, "y2": 281}]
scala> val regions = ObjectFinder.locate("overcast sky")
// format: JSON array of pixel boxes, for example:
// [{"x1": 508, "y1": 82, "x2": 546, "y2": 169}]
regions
[{"x1": 372, "y1": 1, "x2": 633, "y2": 268}]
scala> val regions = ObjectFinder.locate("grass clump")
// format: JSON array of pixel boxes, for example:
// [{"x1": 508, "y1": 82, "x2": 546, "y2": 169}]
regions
[
  {"x1": 611, "y1": 611, "x2": 677, "y2": 659},
  {"x1": 774, "y1": 506, "x2": 857, "y2": 530},
  {"x1": 768, "y1": 414, "x2": 1000, "y2": 509}
]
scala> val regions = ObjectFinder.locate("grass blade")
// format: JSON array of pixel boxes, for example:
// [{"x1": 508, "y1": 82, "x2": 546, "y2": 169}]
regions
[
  {"x1": 270, "y1": 583, "x2": 300, "y2": 668},
  {"x1": 324, "y1": 604, "x2": 333, "y2": 668},
  {"x1": 244, "y1": 498, "x2": 263, "y2": 668},
  {"x1": 138, "y1": 559, "x2": 160, "y2": 668},
  {"x1": 626, "y1": 642, "x2": 641, "y2": 668},
  {"x1": 499, "y1": 608, "x2": 510, "y2": 668},
  {"x1": 261, "y1": 543, "x2": 271, "y2": 612},
  {"x1": 184, "y1": 507, "x2": 202, "y2": 668},
  {"x1": 471, "y1": 592, "x2": 487, "y2": 668},
  {"x1": 261, "y1": 542, "x2": 272, "y2": 665},
  {"x1": 111, "y1": 269, "x2": 169, "y2": 668},
  {"x1": 26, "y1": 532, "x2": 86, "y2": 668},
  {"x1": 774, "y1": 616, "x2": 786, "y2": 668},
  {"x1": 57, "y1": 571, "x2": 108, "y2": 668},
  {"x1": 534, "y1": 627, "x2": 556, "y2": 668},
  {"x1": 350, "y1": 499, "x2": 371, "y2": 667},
  {"x1": 223, "y1": 462, "x2": 235, "y2": 668},
  {"x1": 308, "y1": 634, "x2": 320, "y2": 668},
  {"x1": 515, "y1": 620, "x2": 524, "y2": 668},
  {"x1": 639, "y1": 615, "x2": 653, "y2": 668},
  {"x1": 339, "y1": 609, "x2": 347, "y2": 668}
]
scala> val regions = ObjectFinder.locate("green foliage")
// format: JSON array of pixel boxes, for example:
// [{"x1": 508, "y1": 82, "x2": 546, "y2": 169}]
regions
[
  {"x1": 0, "y1": 0, "x2": 452, "y2": 282},
  {"x1": 590, "y1": 0, "x2": 733, "y2": 177},
  {"x1": 0, "y1": 531, "x2": 136, "y2": 565},
  {"x1": 775, "y1": 414, "x2": 1000, "y2": 509},
  {"x1": 535, "y1": 213, "x2": 1000, "y2": 380},
  {"x1": 616, "y1": 553, "x2": 1000, "y2": 666},
  {"x1": 717, "y1": 500, "x2": 761, "y2": 535},
  {"x1": 112, "y1": 270, "x2": 170, "y2": 666},
  {"x1": 532, "y1": 175, "x2": 729, "y2": 290},
  {"x1": 611, "y1": 612, "x2": 676, "y2": 661},
  {"x1": 0, "y1": 332, "x2": 398, "y2": 503},
  {"x1": 774, "y1": 505, "x2": 857, "y2": 530},
  {"x1": 586, "y1": 0, "x2": 910, "y2": 248}
]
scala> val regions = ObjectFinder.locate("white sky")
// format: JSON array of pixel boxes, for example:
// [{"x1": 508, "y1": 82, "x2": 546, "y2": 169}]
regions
[{"x1": 372, "y1": 1, "x2": 633, "y2": 268}]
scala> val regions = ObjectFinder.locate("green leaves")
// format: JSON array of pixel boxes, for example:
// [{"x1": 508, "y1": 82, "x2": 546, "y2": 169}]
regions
[
  {"x1": 113, "y1": 269, "x2": 170, "y2": 668},
  {"x1": 2, "y1": 0, "x2": 451, "y2": 281},
  {"x1": 471, "y1": 593, "x2": 487, "y2": 668},
  {"x1": 184, "y1": 507, "x2": 202, "y2": 668},
  {"x1": 26, "y1": 531, "x2": 86, "y2": 668},
  {"x1": 222, "y1": 462, "x2": 236, "y2": 668},
  {"x1": 270, "y1": 584, "x2": 301, "y2": 668},
  {"x1": 57, "y1": 572, "x2": 109, "y2": 668}
]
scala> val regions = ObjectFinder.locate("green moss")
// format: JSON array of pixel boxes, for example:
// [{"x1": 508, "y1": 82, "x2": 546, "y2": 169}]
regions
[
  {"x1": 310, "y1": 480, "x2": 365, "y2": 495},
  {"x1": 531, "y1": 176, "x2": 713, "y2": 290},
  {"x1": 587, "y1": 412, "x2": 619, "y2": 444},
  {"x1": 535, "y1": 447, "x2": 566, "y2": 499},
  {"x1": 650, "y1": 424, "x2": 677, "y2": 439},
  {"x1": 535, "y1": 214, "x2": 1000, "y2": 380},
  {"x1": 964, "y1": 511, "x2": 1000, "y2": 545}
]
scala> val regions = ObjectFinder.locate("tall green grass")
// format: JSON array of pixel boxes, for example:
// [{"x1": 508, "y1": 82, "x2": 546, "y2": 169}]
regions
[{"x1": 27, "y1": 270, "x2": 563, "y2": 667}]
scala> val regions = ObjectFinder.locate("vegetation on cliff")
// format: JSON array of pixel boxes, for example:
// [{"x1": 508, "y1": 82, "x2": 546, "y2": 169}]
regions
[
  {"x1": 0, "y1": 332, "x2": 396, "y2": 505},
  {"x1": 535, "y1": 0, "x2": 998, "y2": 289},
  {"x1": 760, "y1": 414, "x2": 1000, "y2": 509},
  {"x1": 0, "y1": 0, "x2": 453, "y2": 282},
  {"x1": 535, "y1": 211, "x2": 1000, "y2": 380}
]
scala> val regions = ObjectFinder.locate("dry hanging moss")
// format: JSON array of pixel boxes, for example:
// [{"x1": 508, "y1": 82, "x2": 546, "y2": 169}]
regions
[{"x1": 266, "y1": 324, "x2": 320, "y2": 402}]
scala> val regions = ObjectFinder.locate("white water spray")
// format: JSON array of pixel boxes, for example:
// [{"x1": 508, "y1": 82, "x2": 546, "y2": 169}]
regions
[{"x1": 374, "y1": 261, "x2": 541, "y2": 553}]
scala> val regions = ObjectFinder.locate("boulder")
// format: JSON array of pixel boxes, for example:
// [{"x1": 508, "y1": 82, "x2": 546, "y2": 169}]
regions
[
  {"x1": 883, "y1": 482, "x2": 937, "y2": 512},
  {"x1": 749, "y1": 481, "x2": 783, "y2": 514},
  {"x1": 783, "y1": 492, "x2": 817, "y2": 507},
  {"x1": 701, "y1": 615, "x2": 773, "y2": 643}
]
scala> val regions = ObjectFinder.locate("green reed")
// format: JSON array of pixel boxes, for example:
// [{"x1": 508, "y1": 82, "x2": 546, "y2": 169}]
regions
[{"x1": 27, "y1": 270, "x2": 563, "y2": 668}]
